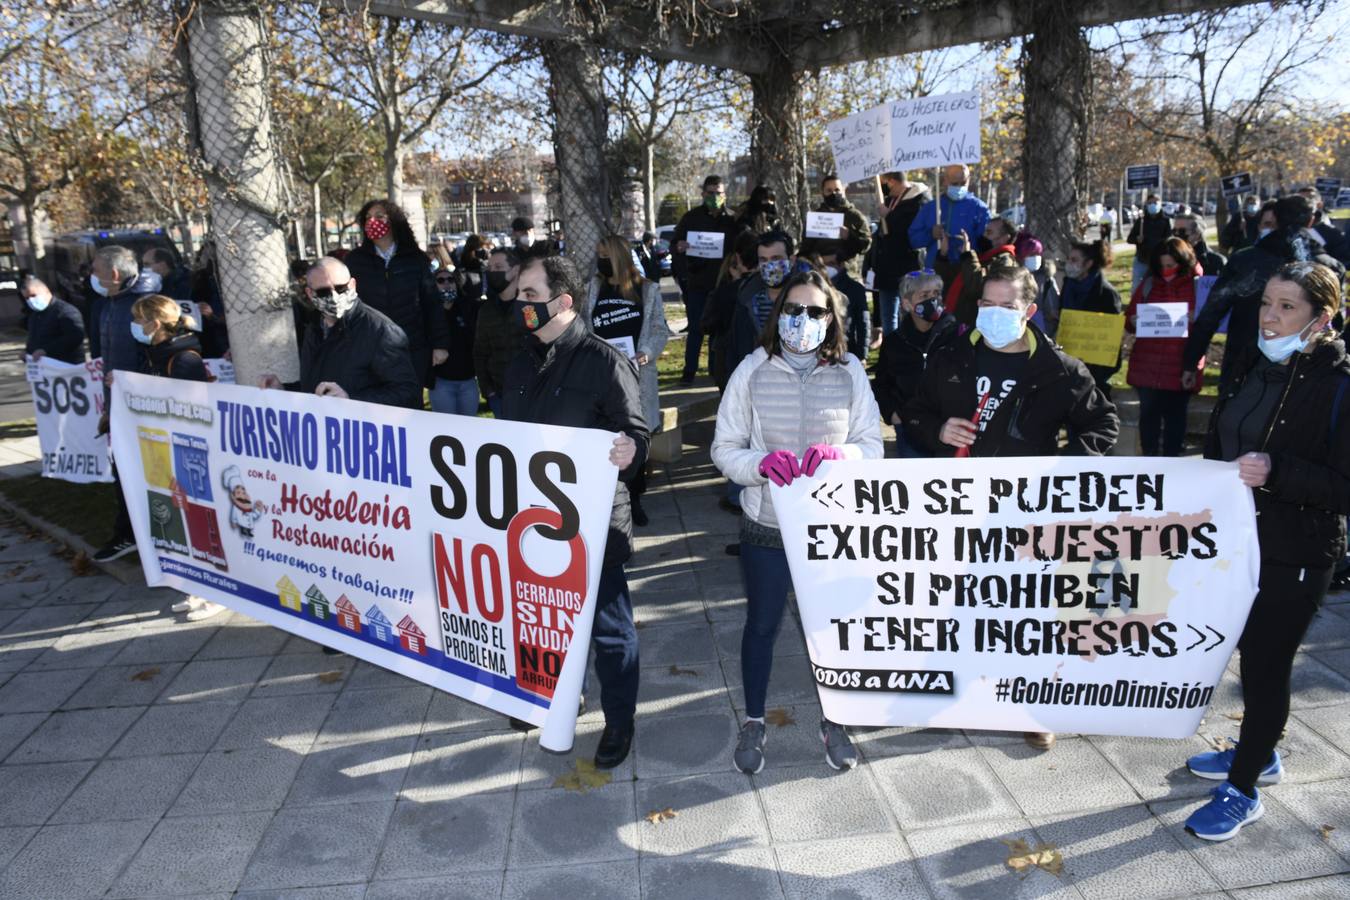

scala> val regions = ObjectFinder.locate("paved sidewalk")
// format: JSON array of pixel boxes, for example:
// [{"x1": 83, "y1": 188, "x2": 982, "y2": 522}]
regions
[{"x1": 0, "y1": 419, "x2": 1348, "y2": 899}]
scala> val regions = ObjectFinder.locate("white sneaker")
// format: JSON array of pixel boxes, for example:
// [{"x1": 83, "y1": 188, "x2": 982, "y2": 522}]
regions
[
  {"x1": 185, "y1": 601, "x2": 227, "y2": 622},
  {"x1": 171, "y1": 596, "x2": 203, "y2": 614}
]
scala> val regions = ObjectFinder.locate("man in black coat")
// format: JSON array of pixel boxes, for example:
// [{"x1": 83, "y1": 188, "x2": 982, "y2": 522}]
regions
[
  {"x1": 259, "y1": 257, "x2": 419, "y2": 407},
  {"x1": 1183, "y1": 194, "x2": 1346, "y2": 391},
  {"x1": 1297, "y1": 185, "x2": 1350, "y2": 264},
  {"x1": 871, "y1": 171, "x2": 929, "y2": 337},
  {"x1": 672, "y1": 174, "x2": 738, "y2": 384},
  {"x1": 502, "y1": 253, "x2": 649, "y2": 770},
  {"x1": 872, "y1": 272, "x2": 962, "y2": 456},
  {"x1": 1127, "y1": 193, "x2": 1172, "y2": 292},
  {"x1": 22, "y1": 276, "x2": 86, "y2": 364},
  {"x1": 141, "y1": 247, "x2": 192, "y2": 300}
]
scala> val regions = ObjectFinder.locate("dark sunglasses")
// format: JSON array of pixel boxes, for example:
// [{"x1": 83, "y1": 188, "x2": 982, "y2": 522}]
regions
[
  {"x1": 782, "y1": 302, "x2": 831, "y2": 320},
  {"x1": 310, "y1": 281, "x2": 353, "y2": 299}
]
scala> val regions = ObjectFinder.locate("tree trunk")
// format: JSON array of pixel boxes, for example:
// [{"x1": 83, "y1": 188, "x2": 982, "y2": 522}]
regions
[
  {"x1": 20, "y1": 199, "x2": 46, "y2": 275},
  {"x1": 543, "y1": 39, "x2": 610, "y2": 279},
  {"x1": 643, "y1": 142, "x2": 656, "y2": 233},
  {"x1": 177, "y1": 221, "x2": 195, "y2": 260},
  {"x1": 1021, "y1": 3, "x2": 1092, "y2": 262},
  {"x1": 749, "y1": 55, "x2": 806, "y2": 238},
  {"x1": 184, "y1": 0, "x2": 299, "y2": 383},
  {"x1": 311, "y1": 179, "x2": 324, "y2": 256},
  {"x1": 385, "y1": 143, "x2": 405, "y2": 207},
  {"x1": 469, "y1": 183, "x2": 478, "y2": 234}
]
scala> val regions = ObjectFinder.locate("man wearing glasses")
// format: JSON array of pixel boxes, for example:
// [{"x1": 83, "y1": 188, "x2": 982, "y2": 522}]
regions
[
  {"x1": 672, "y1": 174, "x2": 737, "y2": 385},
  {"x1": 258, "y1": 257, "x2": 418, "y2": 408}
]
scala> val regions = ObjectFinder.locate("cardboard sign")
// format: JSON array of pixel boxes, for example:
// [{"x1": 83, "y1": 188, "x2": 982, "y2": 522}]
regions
[
  {"x1": 806, "y1": 211, "x2": 846, "y2": 240},
  {"x1": 1056, "y1": 310, "x2": 1125, "y2": 368},
  {"x1": 1126, "y1": 165, "x2": 1163, "y2": 191},
  {"x1": 1136, "y1": 302, "x2": 1189, "y2": 339},
  {"x1": 686, "y1": 231, "x2": 725, "y2": 260},
  {"x1": 1220, "y1": 172, "x2": 1253, "y2": 198},
  {"x1": 604, "y1": 335, "x2": 636, "y2": 360},
  {"x1": 827, "y1": 91, "x2": 981, "y2": 184}
]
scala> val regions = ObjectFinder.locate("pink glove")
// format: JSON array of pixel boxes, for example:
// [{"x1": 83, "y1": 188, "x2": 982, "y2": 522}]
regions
[
  {"x1": 758, "y1": 450, "x2": 801, "y2": 487},
  {"x1": 800, "y1": 443, "x2": 844, "y2": 477}
]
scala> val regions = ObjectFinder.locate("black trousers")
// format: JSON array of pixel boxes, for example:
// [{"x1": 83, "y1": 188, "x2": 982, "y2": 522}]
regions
[
  {"x1": 112, "y1": 464, "x2": 134, "y2": 542},
  {"x1": 1230, "y1": 561, "x2": 1331, "y2": 793},
  {"x1": 1136, "y1": 386, "x2": 1191, "y2": 457}
]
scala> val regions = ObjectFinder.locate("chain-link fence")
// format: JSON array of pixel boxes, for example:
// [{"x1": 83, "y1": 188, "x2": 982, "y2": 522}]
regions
[
  {"x1": 182, "y1": 0, "x2": 299, "y2": 384},
  {"x1": 543, "y1": 40, "x2": 611, "y2": 276}
]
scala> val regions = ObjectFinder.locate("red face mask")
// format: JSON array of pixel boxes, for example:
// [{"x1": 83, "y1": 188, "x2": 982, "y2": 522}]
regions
[
  {"x1": 1160, "y1": 264, "x2": 1180, "y2": 281},
  {"x1": 364, "y1": 217, "x2": 391, "y2": 241}
]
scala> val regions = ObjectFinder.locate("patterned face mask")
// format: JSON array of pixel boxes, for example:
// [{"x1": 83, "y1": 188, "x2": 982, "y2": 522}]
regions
[{"x1": 760, "y1": 258, "x2": 792, "y2": 288}]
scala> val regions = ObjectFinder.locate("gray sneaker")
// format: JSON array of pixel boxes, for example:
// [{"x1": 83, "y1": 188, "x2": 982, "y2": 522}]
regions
[
  {"x1": 734, "y1": 719, "x2": 767, "y2": 774},
  {"x1": 820, "y1": 720, "x2": 858, "y2": 770}
]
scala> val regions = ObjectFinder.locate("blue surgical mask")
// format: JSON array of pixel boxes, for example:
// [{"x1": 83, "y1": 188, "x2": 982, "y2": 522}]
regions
[
  {"x1": 1244, "y1": 205, "x2": 1259, "y2": 216},
  {"x1": 976, "y1": 305, "x2": 1027, "y2": 349},
  {"x1": 1146, "y1": 203, "x2": 1161, "y2": 216},
  {"x1": 1258, "y1": 227, "x2": 1274, "y2": 241},
  {"x1": 131, "y1": 321, "x2": 154, "y2": 344},
  {"x1": 90, "y1": 273, "x2": 110, "y2": 297},
  {"x1": 947, "y1": 185, "x2": 969, "y2": 202},
  {"x1": 26, "y1": 294, "x2": 50, "y2": 312},
  {"x1": 760, "y1": 258, "x2": 792, "y2": 288},
  {"x1": 778, "y1": 312, "x2": 828, "y2": 354},
  {"x1": 1257, "y1": 320, "x2": 1317, "y2": 363}
]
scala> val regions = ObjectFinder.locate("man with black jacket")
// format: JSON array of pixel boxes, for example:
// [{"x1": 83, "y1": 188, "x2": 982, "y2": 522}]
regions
[
  {"x1": 672, "y1": 174, "x2": 737, "y2": 384},
  {"x1": 258, "y1": 257, "x2": 419, "y2": 408},
  {"x1": 871, "y1": 171, "x2": 929, "y2": 337},
  {"x1": 22, "y1": 276, "x2": 86, "y2": 364},
  {"x1": 1128, "y1": 193, "x2": 1172, "y2": 292},
  {"x1": 502, "y1": 254, "x2": 649, "y2": 770},
  {"x1": 872, "y1": 270, "x2": 961, "y2": 456},
  {"x1": 799, "y1": 175, "x2": 872, "y2": 277},
  {"x1": 1183, "y1": 194, "x2": 1345, "y2": 391}
]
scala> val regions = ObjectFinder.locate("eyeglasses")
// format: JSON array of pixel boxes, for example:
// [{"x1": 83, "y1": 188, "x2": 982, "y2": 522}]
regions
[
  {"x1": 310, "y1": 282, "x2": 353, "y2": 299},
  {"x1": 904, "y1": 268, "x2": 937, "y2": 278},
  {"x1": 782, "y1": 302, "x2": 831, "y2": 320}
]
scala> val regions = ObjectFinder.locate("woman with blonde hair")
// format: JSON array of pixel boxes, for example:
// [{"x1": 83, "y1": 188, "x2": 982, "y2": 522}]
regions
[{"x1": 584, "y1": 234, "x2": 670, "y2": 525}]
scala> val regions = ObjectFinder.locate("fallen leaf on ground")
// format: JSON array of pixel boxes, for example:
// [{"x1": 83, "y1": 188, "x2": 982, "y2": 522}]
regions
[
  {"x1": 554, "y1": 758, "x2": 612, "y2": 793},
  {"x1": 1206, "y1": 734, "x2": 1235, "y2": 752},
  {"x1": 1001, "y1": 838, "x2": 1064, "y2": 877},
  {"x1": 668, "y1": 664, "x2": 699, "y2": 677},
  {"x1": 1321, "y1": 824, "x2": 1336, "y2": 841},
  {"x1": 69, "y1": 552, "x2": 95, "y2": 577},
  {"x1": 644, "y1": 807, "x2": 678, "y2": 824},
  {"x1": 316, "y1": 670, "x2": 344, "y2": 684},
  {"x1": 130, "y1": 667, "x2": 161, "y2": 682},
  {"x1": 764, "y1": 708, "x2": 795, "y2": 727},
  {"x1": 1223, "y1": 712, "x2": 1244, "y2": 721}
]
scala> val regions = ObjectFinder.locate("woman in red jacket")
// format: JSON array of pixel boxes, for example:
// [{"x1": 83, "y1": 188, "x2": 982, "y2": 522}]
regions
[{"x1": 1125, "y1": 236, "x2": 1204, "y2": 456}]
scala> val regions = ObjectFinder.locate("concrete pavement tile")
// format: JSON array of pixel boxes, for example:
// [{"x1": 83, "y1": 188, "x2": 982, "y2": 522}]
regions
[
  {"x1": 213, "y1": 693, "x2": 336, "y2": 751},
  {"x1": 1, "y1": 601, "x2": 98, "y2": 635},
  {"x1": 109, "y1": 701, "x2": 236, "y2": 757},
  {"x1": 853, "y1": 725, "x2": 971, "y2": 760},
  {"x1": 712, "y1": 617, "x2": 804, "y2": 662},
  {"x1": 237, "y1": 889, "x2": 366, "y2": 900},
  {"x1": 640, "y1": 848, "x2": 784, "y2": 900},
  {"x1": 0, "y1": 818, "x2": 156, "y2": 900},
  {"x1": 631, "y1": 592, "x2": 709, "y2": 625},
  {"x1": 313, "y1": 684, "x2": 432, "y2": 746},
  {"x1": 171, "y1": 747, "x2": 305, "y2": 815},
  {"x1": 399, "y1": 730, "x2": 524, "y2": 802},
  {"x1": 1293, "y1": 703, "x2": 1350, "y2": 749},
  {"x1": 0, "y1": 825, "x2": 36, "y2": 871},
  {"x1": 906, "y1": 816, "x2": 1078, "y2": 900},
  {"x1": 636, "y1": 659, "x2": 730, "y2": 716},
  {"x1": 109, "y1": 810, "x2": 274, "y2": 898},
  {"x1": 42, "y1": 575, "x2": 121, "y2": 606},
  {"x1": 50, "y1": 752, "x2": 202, "y2": 823},
  {"x1": 0, "y1": 633, "x2": 56, "y2": 670},
  {"x1": 633, "y1": 709, "x2": 738, "y2": 779},
  {"x1": 1151, "y1": 792, "x2": 1350, "y2": 889},
  {"x1": 509, "y1": 781, "x2": 638, "y2": 868},
  {"x1": 23, "y1": 625, "x2": 140, "y2": 671},
  {"x1": 776, "y1": 834, "x2": 929, "y2": 900},
  {"x1": 158, "y1": 655, "x2": 271, "y2": 704},
  {"x1": 252, "y1": 651, "x2": 355, "y2": 696},
  {"x1": 374, "y1": 794, "x2": 513, "y2": 879},
  {"x1": 637, "y1": 621, "x2": 720, "y2": 667},
  {"x1": 1302, "y1": 606, "x2": 1350, "y2": 652},
  {"x1": 1311, "y1": 646, "x2": 1350, "y2": 681},
  {"x1": 421, "y1": 689, "x2": 516, "y2": 735},
  {"x1": 61, "y1": 662, "x2": 182, "y2": 708},
  {"x1": 0, "y1": 666, "x2": 94, "y2": 712},
  {"x1": 0, "y1": 760, "x2": 95, "y2": 826},
  {"x1": 1030, "y1": 803, "x2": 1221, "y2": 900},
  {"x1": 344, "y1": 660, "x2": 423, "y2": 692},
  {"x1": 1266, "y1": 715, "x2": 1350, "y2": 785},
  {"x1": 1084, "y1": 734, "x2": 1217, "y2": 802},
  {"x1": 0, "y1": 712, "x2": 47, "y2": 762},
  {"x1": 755, "y1": 765, "x2": 893, "y2": 843},
  {"x1": 0, "y1": 580, "x2": 53, "y2": 609},
  {"x1": 979, "y1": 737, "x2": 1140, "y2": 817},
  {"x1": 238, "y1": 800, "x2": 394, "y2": 890},
  {"x1": 1231, "y1": 874, "x2": 1350, "y2": 897},
  {"x1": 1267, "y1": 778, "x2": 1350, "y2": 863},
  {"x1": 110, "y1": 624, "x2": 218, "y2": 665},
  {"x1": 503, "y1": 860, "x2": 638, "y2": 900},
  {"x1": 635, "y1": 772, "x2": 767, "y2": 856},
  {"x1": 518, "y1": 724, "x2": 635, "y2": 790},
  {"x1": 284, "y1": 735, "x2": 416, "y2": 807},
  {"x1": 195, "y1": 619, "x2": 290, "y2": 659},
  {"x1": 870, "y1": 745, "x2": 1021, "y2": 830},
  {"x1": 8, "y1": 705, "x2": 144, "y2": 762},
  {"x1": 367, "y1": 874, "x2": 504, "y2": 899},
  {"x1": 1289, "y1": 652, "x2": 1350, "y2": 710},
  {"x1": 721, "y1": 656, "x2": 820, "y2": 708}
]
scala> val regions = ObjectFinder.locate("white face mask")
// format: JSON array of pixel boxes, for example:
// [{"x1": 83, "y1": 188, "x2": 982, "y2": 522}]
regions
[{"x1": 1023, "y1": 255, "x2": 1042, "y2": 273}]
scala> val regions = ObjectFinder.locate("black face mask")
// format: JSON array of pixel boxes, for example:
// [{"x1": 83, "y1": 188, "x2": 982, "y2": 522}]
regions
[
  {"x1": 824, "y1": 193, "x2": 846, "y2": 209},
  {"x1": 761, "y1": 203, "x2": 777, "y2": 218},
  {"x1": 597, "y1": 258, "x2": 613, "y2": 279},
  {"x1": 487, "y1": 271, "x2": 511, "y2": 295},
  {"x1": 514, "y1": 296, "x2": 557, "y2": 332},
  {"x1": 914, "y1": 297, "x2": 943, "y2": 322},
  {"x1": 475, "y1": 248, "x2": 489, "y2": 261},
  {"x1": 880, "y1": 183, "x2": 891, "y2": 199}
]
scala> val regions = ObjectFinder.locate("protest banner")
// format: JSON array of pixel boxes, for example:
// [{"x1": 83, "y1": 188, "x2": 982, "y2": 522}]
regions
[
  {"x1": 109, "y1": 372, "x2": 619, "y2": 751},
  {"x1": 1126, "y1": 164, "x2": 1163, "y2": 191},
  {"x1": 805, "y1": 211, "x2": 845, "y2": 239},
  {"x1": 1136, "y1": 302, "x2": 1189, "y2": 338},
  {"x1": 775, "y1": 457, "x2": 1259, "y2": 738},
  {"x1": 1219, "y1": 172, "x2": 1252, "y2": 198},
  {"x1": 28, "y1": 356, "x2": 112, "y2": 483},
  {"x1": 827, "y1": 91, "x2": 981, "y2": 184},
  {"x1": 1055, "y1": 310, "x2": 1125, "y2": 368},
  {"x1": 686, "y1": 231, "x2": 725, "y2": 260}
]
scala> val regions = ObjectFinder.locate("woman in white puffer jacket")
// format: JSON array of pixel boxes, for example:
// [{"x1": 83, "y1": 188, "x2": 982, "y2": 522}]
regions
[{"x1": 712, "y1": 267, "x2": 882, "y2": 775}]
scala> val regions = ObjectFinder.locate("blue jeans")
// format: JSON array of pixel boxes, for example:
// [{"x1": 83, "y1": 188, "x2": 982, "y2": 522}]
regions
[
  {"x1": 486, "y1": 394, "x2": 504, "y2": 419},
  {"x1": 739, "y1": 541, "x2": 796, "y2": 718},
  {"x1": 593, "y1": 563, "x2": 640, "y2": 726},
  {"x1": 892, "y1": 425, "x2": 925, "y2": 459},
  {"x1": 428, "y1": 377, "x2": 480, "y2": 415},
  {"x1": 879, "y1": 289, "x2": 902, "y2": 336},
  {"x1": 682, "y1": 288, "x2": 710, "y2": 378},
  {"x1": 1131, "y1": 259, "x2": 1149, "y2": 295}
]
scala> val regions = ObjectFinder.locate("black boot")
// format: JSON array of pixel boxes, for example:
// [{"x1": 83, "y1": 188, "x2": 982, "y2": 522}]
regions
[{"x1": 594, "y1": 721, "x2": 634, "y2": 769}]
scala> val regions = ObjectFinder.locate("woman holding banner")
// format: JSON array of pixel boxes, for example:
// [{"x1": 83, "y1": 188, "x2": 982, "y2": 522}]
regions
[
  {"x1": 1182, "y1": 261, "x2": 1350, "y2": 842},
  {"x1": 1058, "y1": 238, "x2": 1123, "y2": 397},
  {"x1": 1125, "y1": 237, "x2": 1204, "y2": 456},
  {"x1": 712, "y1": 269, "x2": 882, "y2": 774}
]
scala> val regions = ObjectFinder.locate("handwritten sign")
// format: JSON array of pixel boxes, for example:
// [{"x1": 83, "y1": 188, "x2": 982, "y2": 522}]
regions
[
  {"x1": 806, "y1": 212, "x2": 845, "y2": 240},
  {"x1": 1136, "y1": 302, "x2": 1189, "y2": 339},
  {"x1": 827, "y1": 91, "x2": 981, "y2": 185},
  {"x1": 686, "y1": 231, "x2": 725, "y2": 260},
  {"x1": 1056, "y1": 310, "x2": 1125, "y2": 368}
]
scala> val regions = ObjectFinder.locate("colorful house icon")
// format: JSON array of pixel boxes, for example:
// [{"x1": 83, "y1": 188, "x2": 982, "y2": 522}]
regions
[
  {"x1": 306, "y1": 585, "x2": 331, "y2": 620},
  {"x1": 365, "y1": 605, "x2": 395, "y2": 644},
  {"x1": 277, "y1": 576, "x2": 302, "y2": 612},
  {"x1": 335, "y1": 595, "x2": 362, "y2": 633},
  {"x1": 396, "y1": 615, "x2": 427, "y2": 655}
]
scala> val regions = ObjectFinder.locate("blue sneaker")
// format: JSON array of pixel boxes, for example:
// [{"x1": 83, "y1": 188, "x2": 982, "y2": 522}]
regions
[
  {"x1": 1185, "y1": 782, "x2": 1263, "y2": 841},
  {"x1": 1186, "y1": 745, "x2": 1282, "y2": 784}
]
